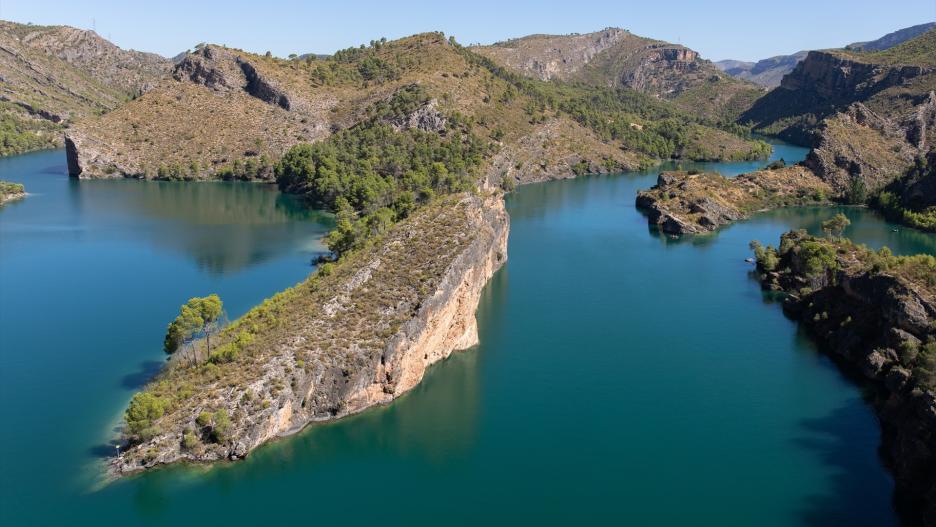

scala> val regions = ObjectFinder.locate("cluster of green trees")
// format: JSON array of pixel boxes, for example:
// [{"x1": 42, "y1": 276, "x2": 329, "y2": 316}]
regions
[
  {"x1": 163, "y1": 294, "x2": 224, "y2": 364},
  {"x1": 0, "y1": 180, "x2": 25, "y2": 198},
  {"x1": 900, "y1": 339, "x2": 936, "y2": 389},
  {"x1": 276, "y1": 85, "x2": 487, "y2": 256},
  {"x1": 154, "y1": 156, "x2": 273, "y2": 181},
  {"x1": 0, "y1": 105, "x2": 61, "y2": 157},
  {"x1": 195, "y1": 408, "x2": 231, "y2": 444},
  {"x1": 215, "y1": 155, "x2": 274, "y2": 181},
  {"x1": 309, "y1": 38, "x2": 403, "y2": 87},
  {"x1": 751, "y1": 219, "x2": 847, "y2": 278},
  {"x1": 871, "y1": 155, "x2": 936, "y2": 232},
  {"x1": 125, "y1": 392, "x2": 168, "y2": 439}
]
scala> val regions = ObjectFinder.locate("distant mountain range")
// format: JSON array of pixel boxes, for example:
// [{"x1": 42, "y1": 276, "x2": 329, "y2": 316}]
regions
[{"x1": 715, "y1": 22, "x2": 935, "y2": 88}]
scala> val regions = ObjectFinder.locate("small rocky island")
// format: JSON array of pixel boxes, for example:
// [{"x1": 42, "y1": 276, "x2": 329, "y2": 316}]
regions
[
  {"x1": 635, "y1": 166, "x2": 830, "y2": 235},
  {"x1": 0, "y1": 180, "x2": 25, "y2": 205},
  {"x1": 114, "y1": 194, "x2": 507, "y2": 474},
  {"x1": 752, "y1": 230, "x2": 936, "y2": 523}
]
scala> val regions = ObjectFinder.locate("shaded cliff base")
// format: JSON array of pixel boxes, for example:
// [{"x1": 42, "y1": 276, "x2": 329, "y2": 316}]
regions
[
  {"x1": 113, "y1": 192, "x2": 508, "y2": 475},
  {"x1": 752, "y1": 230, "x2": 936, "y2": 526}
]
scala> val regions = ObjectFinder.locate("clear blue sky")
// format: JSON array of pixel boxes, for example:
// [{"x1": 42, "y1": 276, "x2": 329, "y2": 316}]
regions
[{"x1": 2, "y1": 0, "x2": 934, "y2": 61}]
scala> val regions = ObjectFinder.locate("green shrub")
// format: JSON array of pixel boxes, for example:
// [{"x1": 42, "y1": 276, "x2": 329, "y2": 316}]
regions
[
  {"x1": 125, "y1": 392, "x2": 168, "y2": 436},
  {"x1": 211, "y1": 409, "x2": 232, "y2": 443}
]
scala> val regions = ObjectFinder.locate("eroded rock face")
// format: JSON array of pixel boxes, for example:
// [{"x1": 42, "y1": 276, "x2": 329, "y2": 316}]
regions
[
  {"x1": 622, "y1": 45, "x2": 702, "y2": 96},
  {"x1": 64, "y1": 130, "x2": 137, "y2": 179},
  {"x1": 781, "y1": 51, "x2": 931, "y2": 99},
  {"x1": 110, "y1": 194, "x2": 509, "y2": 475},
  {"x1": 238, "y1": 59, "x2": 290, "y2": 110},
  {"x1": 173, "y1": 46, "x2": 244, "y2": 91},
  {"x1": 805, "y1": 103, "x2": 916, "y2": 194},
  {"x1": 741, "y1": 47, "x2": 936, "y2": 146},
  {"x1": 385, "y1": 98, "x2": 446, "y2": 133},
  {"x1": 473, "y1": 28, "x2": 630, "y2": 81},
  {"x1": 173, "y1": 45, "x2": 291, "y2": 111},
  {"x1": 805, "y1": 93, "x2": 936, "y2": 195}
]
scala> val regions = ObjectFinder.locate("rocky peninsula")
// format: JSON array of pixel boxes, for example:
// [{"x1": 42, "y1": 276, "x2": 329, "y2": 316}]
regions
[
  {"x1": 752, "y1": 230, "x2": 936, "y2": 525},
  {"x1": 635, "y1": 165, "x2": 830, "y2": 235},
  {"x1": 113, "y1": 193, "x2": 507, "y2": 474}
]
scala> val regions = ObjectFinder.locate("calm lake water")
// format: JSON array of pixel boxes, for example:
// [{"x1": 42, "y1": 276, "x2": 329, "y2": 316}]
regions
[{"x1": 1, "y1": 144, "x2": 933, "y2": 526}]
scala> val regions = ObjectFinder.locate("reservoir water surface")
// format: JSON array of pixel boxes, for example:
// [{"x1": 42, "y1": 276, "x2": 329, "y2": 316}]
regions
[{"x1": 2, "y1": 144, "x2": 933, "y2": 525}]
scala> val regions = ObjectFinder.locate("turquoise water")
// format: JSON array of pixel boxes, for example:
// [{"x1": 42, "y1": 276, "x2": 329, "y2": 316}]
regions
[{"x1": 1, "y1": 144, "x2": 933, "y2": 526}]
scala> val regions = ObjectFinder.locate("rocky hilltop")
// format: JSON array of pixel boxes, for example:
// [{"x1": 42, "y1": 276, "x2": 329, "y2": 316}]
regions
[
  {"x1": 113, "y1": 193, "x2": 508, "y2": 474},
  {"x1": 473, "y1": 28, "x2": 762, "y2": 121},
  {"x1": 0, "y1": 21, "x2": 170, "y2": 155},
  {"x1": 752, "y1": 231, "x2": 936, "y2": 526}
]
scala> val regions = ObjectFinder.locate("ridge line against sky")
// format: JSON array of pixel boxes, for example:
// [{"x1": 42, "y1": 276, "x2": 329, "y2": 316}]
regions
[{"x1": 1, "y1": 0, "x2": 934, "y2": 62}]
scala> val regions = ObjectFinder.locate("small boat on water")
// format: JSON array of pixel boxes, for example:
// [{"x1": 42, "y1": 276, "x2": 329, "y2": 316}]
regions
[{"x1": 745, "y1": 257, "x2": 755, "y2": 263}]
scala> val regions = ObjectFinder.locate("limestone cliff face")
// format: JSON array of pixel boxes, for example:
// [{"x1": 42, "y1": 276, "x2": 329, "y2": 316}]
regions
[
  {"x1": 111, "y1": 194, "x2": 508, "y2": 474},
  {"x1": 780, "y1": 50, "x2": 932, "y2": 99},
  {"x1": 472, "y1": 28, "x2": 630, "y2": 82}
]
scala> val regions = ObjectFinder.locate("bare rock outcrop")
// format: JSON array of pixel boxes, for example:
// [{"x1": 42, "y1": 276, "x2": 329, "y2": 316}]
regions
[{"x1": 174, "y1": 45, "x2": 292, "y2": 111}]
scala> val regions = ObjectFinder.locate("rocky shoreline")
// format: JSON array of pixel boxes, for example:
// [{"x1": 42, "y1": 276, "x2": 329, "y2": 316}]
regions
[
  {"x1": 111, "y1": 193, "x2": 508, "y2": 475},
  {"x1": 754, "y1": 230, "x2": 936, "y2": 526}
]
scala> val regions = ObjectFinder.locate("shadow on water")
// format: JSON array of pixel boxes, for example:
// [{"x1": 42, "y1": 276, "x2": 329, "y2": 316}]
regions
[
  {"x1": 88, "y1": 439, "x2": 122, "y2": 460},
  {"x1": 120, "y1": 360, "x2": 166, "y2": 390},
  {"x1": 88, "y1": 424, "x2": 126, "y2": 459},
  {"x1": 793, "y1": 396, "x2": 895, "y2": 527}
]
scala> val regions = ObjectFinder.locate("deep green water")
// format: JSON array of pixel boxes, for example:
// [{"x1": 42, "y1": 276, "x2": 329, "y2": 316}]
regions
[{"x1": 1, "y1": 145, "x2": 934, "y2": 526}]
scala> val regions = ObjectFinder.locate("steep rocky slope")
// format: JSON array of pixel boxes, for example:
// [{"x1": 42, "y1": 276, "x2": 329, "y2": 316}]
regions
[
  {"x1": 0, "y1": 20, "x2": 171, "y2": 155},
  {"x1": 752, "y1": 231, "x2": 936, "y2": 526},
  {"x1": 473, "y1": 27, "x2": 763, "y2": 121},
  {"x1": 113, "y1": 192, "x2": 508, "y2": 474},
  {"x1": 740, "y1": 29, "x2": 936, "y2": 146}
]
